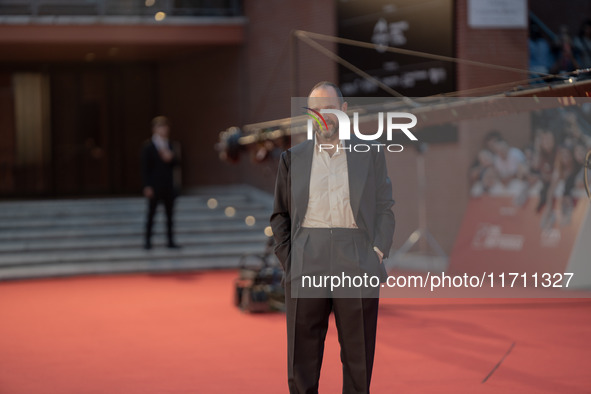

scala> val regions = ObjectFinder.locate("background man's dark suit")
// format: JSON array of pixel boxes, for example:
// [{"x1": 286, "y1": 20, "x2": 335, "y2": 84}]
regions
[
  {"x1": 271, "y1": 136, "x2": 396, "y2": 393},
  {"x1": 141, "y1": 139, "x2": 178, "y2": 249}
]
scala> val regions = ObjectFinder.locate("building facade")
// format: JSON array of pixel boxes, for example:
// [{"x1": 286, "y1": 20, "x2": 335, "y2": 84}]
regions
[{"x1": 3, "y1": 0, "x2": 586, "y2": 201}]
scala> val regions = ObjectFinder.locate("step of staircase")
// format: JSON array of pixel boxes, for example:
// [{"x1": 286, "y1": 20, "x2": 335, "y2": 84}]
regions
[{"x1": 0, "y1": 184, "x2": 275, "y2": 281}]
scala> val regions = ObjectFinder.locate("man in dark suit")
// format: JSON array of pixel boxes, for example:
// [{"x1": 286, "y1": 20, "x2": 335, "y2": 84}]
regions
[
  {"x1": 141, "y1": 116, "x2": 180, "y2": 250},
  {"x1": 271, "y1": 82, "x2": 396, "y2": 393}
]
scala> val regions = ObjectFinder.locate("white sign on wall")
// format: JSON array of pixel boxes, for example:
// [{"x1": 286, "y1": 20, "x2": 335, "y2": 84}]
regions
[{"x1": 468, "y1": 0, "x2": 527, "y2": 29}]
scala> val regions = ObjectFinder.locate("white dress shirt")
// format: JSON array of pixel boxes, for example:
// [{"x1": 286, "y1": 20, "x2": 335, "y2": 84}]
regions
[
  {"x1": 152, "y1": 134, "x2": 169, "y2": 152},
  {"x1": 301, "y1": 142, "x2": 358, "y2": 229}
]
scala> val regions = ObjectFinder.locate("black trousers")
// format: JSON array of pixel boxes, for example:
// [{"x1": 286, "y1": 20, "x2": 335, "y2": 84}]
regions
[
  {"x1": 145, "y1": 189, "x2": 175, "y2": 245},
  {"x1": 286, "y1": 228, "x2": 380, "y2": 394}
]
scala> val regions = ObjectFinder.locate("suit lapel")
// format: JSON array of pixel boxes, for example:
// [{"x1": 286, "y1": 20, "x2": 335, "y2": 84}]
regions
[
  {"x1": 292, "y1": 140, "x2": 314, "y2": 225},
  {"x1": 346, "y1": 140, "x2": 369, "y2": 219}
]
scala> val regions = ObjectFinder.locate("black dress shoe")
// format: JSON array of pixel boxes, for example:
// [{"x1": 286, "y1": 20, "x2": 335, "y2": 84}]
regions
[
  {"x1": 167, "y1": 243, "x2": 181, "y2": 249},
  {"x1": 144, "y1": 242, "x2": 152, "y2": 250}
]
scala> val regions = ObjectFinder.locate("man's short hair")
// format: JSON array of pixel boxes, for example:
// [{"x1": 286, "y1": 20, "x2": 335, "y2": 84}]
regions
[
  {"x1": 152, "y1": 116, "x2": 170, "y2": 129},
  {"x1": 308, "y1": 81, "x2": 344, "y2": 105},
  {"x1": 484, "y1": 130, "x2": 503, "y2": 144}
]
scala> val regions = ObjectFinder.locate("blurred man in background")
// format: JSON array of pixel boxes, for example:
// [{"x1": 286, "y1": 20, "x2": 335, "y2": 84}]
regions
[{"x1": 141, "y1": 116, "x2": 180, "y2": 250}]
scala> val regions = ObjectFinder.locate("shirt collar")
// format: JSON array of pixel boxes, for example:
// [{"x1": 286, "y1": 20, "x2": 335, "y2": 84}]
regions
[
  {"x1": 314, "y1": 137, "x2": 345, "y2": 157},
  {"x1": 152, "y1": 134, "x2": 168, "y2": 151}
]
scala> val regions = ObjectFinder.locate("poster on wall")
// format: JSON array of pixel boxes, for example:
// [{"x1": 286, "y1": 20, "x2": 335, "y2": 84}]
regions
[
  {"x1": 337, "y1": 0, "x2": 455, "y2": 97},
  {"x1": 450, "y1": 103, "x2": 591, "y2": 288}
]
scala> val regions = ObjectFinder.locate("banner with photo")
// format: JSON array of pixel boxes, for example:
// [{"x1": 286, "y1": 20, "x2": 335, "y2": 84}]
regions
[{"x1": 450, "y1": 101, "x2": 591, "y2": 289}]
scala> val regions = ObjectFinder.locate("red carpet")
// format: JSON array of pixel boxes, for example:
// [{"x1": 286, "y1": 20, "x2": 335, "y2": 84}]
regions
[{"x1": 0, "y1": 270, "x2": 590, "y2": 393}]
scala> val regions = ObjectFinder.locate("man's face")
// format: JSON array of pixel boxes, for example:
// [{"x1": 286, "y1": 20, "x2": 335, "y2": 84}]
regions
[
  {"x1": 478, "y1": 149, "x2": 493, "y2": 166},
  {"x1": 492, "y1": 140, "x2": 509, "y2": 158},
  {"x1": 307, "y1": 87, "x2": 347, "y2": 140},
  {"x1": 540, "y1": 130, "x2": 555, "y2": 152},
  {"x1": 153, "y1": 124, "x2": 170, "y2": 139}
]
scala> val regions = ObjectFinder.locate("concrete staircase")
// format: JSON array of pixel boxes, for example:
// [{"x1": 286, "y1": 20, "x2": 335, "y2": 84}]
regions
[{"x1": 0, "y1": 185, "x2": 274, "y2": 281}]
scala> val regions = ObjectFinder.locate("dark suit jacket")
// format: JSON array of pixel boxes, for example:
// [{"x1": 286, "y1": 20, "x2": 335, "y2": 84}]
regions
[
  {"x1": 141, "y1": 140, "x2": 178, "y2": 194},
  {"x1": 270, "y1": 137, "x2": 396, "y2": 282}
]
